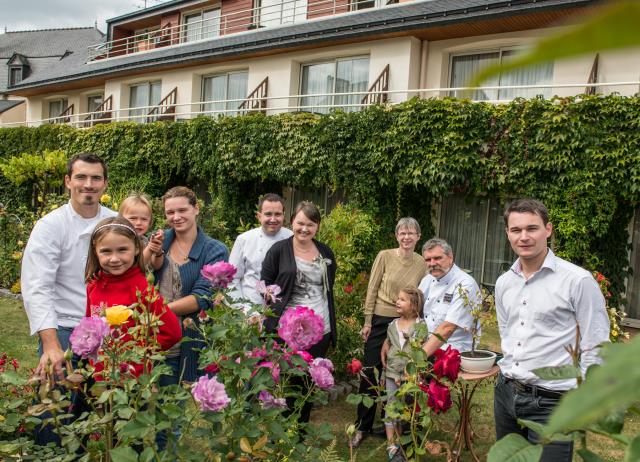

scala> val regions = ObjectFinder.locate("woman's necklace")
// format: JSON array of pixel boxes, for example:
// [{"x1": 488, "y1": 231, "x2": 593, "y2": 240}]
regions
[{"x1": 173, "y1": 237, "x2": 192, "y2": 261}]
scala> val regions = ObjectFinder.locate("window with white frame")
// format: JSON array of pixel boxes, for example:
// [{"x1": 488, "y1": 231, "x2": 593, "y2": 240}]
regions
[
  {"x1": 300, "y1": 56, "x2": 369, "y2": 114},
  {"x1": 129, "y1": 82, "x2": 162, "y2": 122},
  {"x1": 438, "y1": 196, "x2": 515, "y2": 287},
  {"x1": 87, "y1": 94, "x2": 104, "y2": 112},
  {"x1": 183, "y1": 9, "x2": 220, "y2": 42},
  {"x1": 201, "y1": 71, "x2": 249, "y2": 117},
  {"x1": 48, "y1": 98, "x2": 68, "y2": 123},
  {"x1": 255, "y1": 0, "x2": 307, "y2": 27},
  {"x1": 449, "y1": 49, "x2": 553, "y2": 101},
  {"x1": 351, "y1": 0, "x2": 389, "y2": 11}
]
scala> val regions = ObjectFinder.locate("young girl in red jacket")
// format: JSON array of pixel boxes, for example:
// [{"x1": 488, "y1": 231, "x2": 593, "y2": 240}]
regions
[{"x1": 84, "y1": 216, "x2": 181, "y2": 377}]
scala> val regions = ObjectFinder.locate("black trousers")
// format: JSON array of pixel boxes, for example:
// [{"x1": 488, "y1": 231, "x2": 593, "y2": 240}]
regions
[
  {"x1": 287, "y1": 332, "x2": 332, "y2": 424},
  {"x1": 355, "y1": 314, "x2": 395, "y2": 432},
  {"x1": 494, "y1": 373, "x2": 573, "y2": 462}
]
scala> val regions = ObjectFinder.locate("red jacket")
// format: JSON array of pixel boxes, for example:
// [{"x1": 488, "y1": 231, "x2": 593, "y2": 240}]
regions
[{"x1": 86, "y1": 266, "x2": 181, "y2": 377}]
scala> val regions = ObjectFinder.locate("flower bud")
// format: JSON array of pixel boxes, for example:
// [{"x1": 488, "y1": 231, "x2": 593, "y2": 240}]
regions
[{"x1": 346, "y1": 424, "x2": 356, "y2": 437}]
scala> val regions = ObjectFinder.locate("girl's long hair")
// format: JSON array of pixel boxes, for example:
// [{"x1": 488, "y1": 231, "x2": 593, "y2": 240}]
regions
[
  {"x1": 85, "y1": 216, "x2": 145, "y2": 282},
  {"x1": 400, "y1": 285, "x2": 425, "y2": 319}
]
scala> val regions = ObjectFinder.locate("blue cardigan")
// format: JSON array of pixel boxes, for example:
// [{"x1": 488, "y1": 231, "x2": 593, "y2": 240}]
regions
[{"x1": 155, "y1": 226, "x2": 228, "y2": 382}]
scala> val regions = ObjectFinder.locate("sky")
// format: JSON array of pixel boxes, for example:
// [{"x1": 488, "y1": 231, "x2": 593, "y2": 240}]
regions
[{"x1": 0, "y1": 0, "x2": 174, "y2": 34}]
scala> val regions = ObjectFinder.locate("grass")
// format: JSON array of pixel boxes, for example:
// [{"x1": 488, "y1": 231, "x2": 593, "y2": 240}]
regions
[{"x1": 0, "y1": 295, "x2": 636, "y2": 461}]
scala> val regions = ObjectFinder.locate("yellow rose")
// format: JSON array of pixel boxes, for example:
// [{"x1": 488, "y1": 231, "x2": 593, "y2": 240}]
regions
[
  {"x1": 105, "y1": 305, "x2": 133, "y2": 326},
  {"x1": 11, "y1": 251, "x2": 22, "y2": 260},
  {"x1": 10, "y1": 279, "x2": 21, "y2": 294},
  {"x1": 100, "y1": 194, "x2": 112, "y2": 204}
]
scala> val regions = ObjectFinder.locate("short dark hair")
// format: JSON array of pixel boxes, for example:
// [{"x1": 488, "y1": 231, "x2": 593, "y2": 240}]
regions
[
  {"x1": 66, "y1": 153, "x2": 108, "y2": 180},
  {"x1": 290, "y1": 201, "x2": 321, "y2": 225},
  {"x1": 503, "y1": 199, "x2": 549, "y2": 226},
  {"x1": 258, "y1": 193, "x2": 285, "y2": 212}
]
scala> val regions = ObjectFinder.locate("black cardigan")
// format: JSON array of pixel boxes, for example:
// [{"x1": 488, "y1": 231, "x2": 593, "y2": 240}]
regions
[{"x1": 260, "y1": 236, "x2": 337, "y2": 346}]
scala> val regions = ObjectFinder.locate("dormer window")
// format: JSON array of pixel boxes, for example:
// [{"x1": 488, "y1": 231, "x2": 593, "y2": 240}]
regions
[
  {"x1": 9, "y1": 67, "x2": 23, "y2": 86},
  {"x1": 7, "y1": 53, "x2": 30, "y2": 87}
]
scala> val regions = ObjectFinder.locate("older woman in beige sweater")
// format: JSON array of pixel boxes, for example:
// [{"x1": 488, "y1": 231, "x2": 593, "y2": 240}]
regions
[{"x1": 350, "y1": 217, "x2": 426, "y2": 448}]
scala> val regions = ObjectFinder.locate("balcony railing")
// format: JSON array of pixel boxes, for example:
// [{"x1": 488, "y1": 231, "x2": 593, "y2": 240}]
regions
[
  {"x1": 4, "y1": 81, "x2": 640, "y2": 128},
  {"x1": 87, "y1": 0, "x2": 392, "y2": 61}
]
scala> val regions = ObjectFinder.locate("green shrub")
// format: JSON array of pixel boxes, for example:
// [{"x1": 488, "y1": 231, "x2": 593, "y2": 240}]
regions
[{"x1": 318, "y1": 203, "x2": 382, "y2": 374}]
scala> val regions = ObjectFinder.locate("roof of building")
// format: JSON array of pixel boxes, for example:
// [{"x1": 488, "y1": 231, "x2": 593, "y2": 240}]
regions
[
  {"x1": 107, "y1": 0, "x2": 204, "y2": 25},
  {"x1": 9, "y1": 0, "x2": 594, "y2": 93},
  {"x1": 0, "y1": 27, "x2": 104, "y2": 93},
  {"x1": 0, "y1": 99, "x2": 25, "y2": 114}
]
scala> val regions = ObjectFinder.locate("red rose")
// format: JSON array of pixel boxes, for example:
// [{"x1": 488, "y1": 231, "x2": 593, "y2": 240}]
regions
[
  {"x1": 433, "y1": 346, "x2": 460, "y2": 382},
  {"x1": 426, "y1": 380, "x2": 452, "y2": 414},
  {"x1": 10, "y1": 358, "x2": 19, "y2": 371},
  {"x1": 204, "y1": 362, "x2": 220, "y2": 375},
  {"x1": 89, "y1": 432, "x2": 101, "y2": 441},
  {"x1": 344, "y1": 284, "x2": 354, "y2": 294},
  {"x1": 346, "y1": 358, "x2": 363, "y2": 375},
  {"x1": 198, "y1": 310, "x2": 209, "y2": 321}
]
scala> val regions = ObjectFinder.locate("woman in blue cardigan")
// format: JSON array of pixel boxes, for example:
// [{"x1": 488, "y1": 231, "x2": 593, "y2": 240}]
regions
[
  {"x1": 261, "y1": 201, "x2": 337, "y2": 423},
  {"x1": 154, "y1": 186, "x2": 228, "y2": 384}
]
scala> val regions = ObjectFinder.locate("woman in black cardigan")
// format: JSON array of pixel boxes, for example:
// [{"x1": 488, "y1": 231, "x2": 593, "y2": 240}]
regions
[{"x1": 261, "y1": 201, "x2": 337, "y2": 423}]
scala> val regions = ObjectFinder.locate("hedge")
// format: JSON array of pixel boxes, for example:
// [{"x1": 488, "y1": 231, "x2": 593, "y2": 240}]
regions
[{"x1": 1, "y1": 95, "x2": 639, "y2": 303}]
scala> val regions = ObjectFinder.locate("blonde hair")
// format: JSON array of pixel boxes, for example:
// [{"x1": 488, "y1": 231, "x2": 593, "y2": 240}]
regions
[
  {"x1": 119, "y1": 194, "x2": 154, "y2": 224},
  {"x1": 85, "y1": 216, "x2": 145, "y2": 282},
  {"x1": 399, "y1": 286, "x2": 424, "y2": 318}
]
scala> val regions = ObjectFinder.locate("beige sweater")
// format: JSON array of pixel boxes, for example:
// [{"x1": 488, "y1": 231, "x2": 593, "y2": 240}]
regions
[{"x1": 364, "y1": 249, "x2": 426, "y2": 326}]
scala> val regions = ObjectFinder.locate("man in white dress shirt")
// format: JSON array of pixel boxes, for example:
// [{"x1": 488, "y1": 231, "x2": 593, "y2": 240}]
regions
[
  {"x1": 494, "y1": 198, "x2": 610, "y2": 461},
  {"x1": 22, "y1": 153, "x2": 116, "y2": 382},
  {"x1": 229, "y1": 193, "x2": 292, "y2": 309},
  {"x1": 419, "y1": 238, "x2": 479, "y2": 356}
]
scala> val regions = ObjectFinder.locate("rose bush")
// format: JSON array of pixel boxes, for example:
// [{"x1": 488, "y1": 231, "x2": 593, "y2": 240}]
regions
[
  {"x1": 1, "y1": 262, "x2": 338, "y2": 460},
  {"x1": 347, "y1": 322, "x2": 460, "y2": 460}
]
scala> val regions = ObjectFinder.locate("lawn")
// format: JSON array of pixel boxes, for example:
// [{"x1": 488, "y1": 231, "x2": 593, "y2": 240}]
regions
[{"x1": 0, "y1": 295, "x2": 635, "y2": 461}]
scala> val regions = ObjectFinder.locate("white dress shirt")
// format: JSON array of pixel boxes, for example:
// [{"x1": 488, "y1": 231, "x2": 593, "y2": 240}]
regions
[
  {"x1": 495, "y1": 249, "x2": 610, "y2": 390},
  {"x1": 419, "y1": 264, "x2": 479, "y2": 353},
  {"x1": 21, "y1": 202, "x2": 117, "y2": 335},
  {"x1": 228, "y1": 226, "x2": 292, "y2": 307}
]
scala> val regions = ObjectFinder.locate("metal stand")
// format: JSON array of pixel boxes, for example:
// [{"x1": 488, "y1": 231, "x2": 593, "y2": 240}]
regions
[{"x1": 451, "y1": 365, "x2": 499, "y2": 462}]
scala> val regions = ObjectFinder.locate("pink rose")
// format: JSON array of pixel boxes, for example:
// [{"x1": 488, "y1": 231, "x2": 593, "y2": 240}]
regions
[
  {"x1": 309, "y1": 358, "x2": 335, "y2": 390},
  {"x1": 70, "y1": 316, "x2": 110, "y2": 360},
  {"x1": 201, "y1": 261, "x2": 237, "y2": 289},
  {"x1": 258, "y1": 390, "x2": 287, "y2": 410},
  {"x1": 191, "y1": 375, "x2": 230, "y2": 412},
  {"x1": 277, "y1": 306, "x2": 324, "y2": 351}
]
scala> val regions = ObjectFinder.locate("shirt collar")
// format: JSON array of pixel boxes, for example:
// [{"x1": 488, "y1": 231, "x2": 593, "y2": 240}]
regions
[
  {"x1": 511, "y1": 248, "x2": 556, "y2": 275},
  {"x1": 66, "y1": 200, "x2": 102, "y2": 220},
  {"x1": 436, "y1": 264, "x2": 460, "y2": 284}
]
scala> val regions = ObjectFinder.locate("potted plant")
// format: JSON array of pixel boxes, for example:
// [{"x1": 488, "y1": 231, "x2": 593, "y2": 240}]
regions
[{"x1": 458, "y1": 286, "x2": 497, "y2": 373}]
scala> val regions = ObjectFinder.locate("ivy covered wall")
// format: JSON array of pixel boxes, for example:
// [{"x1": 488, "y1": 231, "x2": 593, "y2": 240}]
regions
[{"x1": 1, "y1": 95, "x2": 638, "y2": 304}]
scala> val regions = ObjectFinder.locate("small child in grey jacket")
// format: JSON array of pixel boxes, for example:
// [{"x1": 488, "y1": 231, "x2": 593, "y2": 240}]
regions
[{"x1": 381, "y1": 286, "x2": 425, "y2": 461}]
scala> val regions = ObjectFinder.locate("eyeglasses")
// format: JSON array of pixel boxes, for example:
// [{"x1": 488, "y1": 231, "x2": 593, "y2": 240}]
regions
[{"x1": 397, "y1": 232, "x2": 417, "y2": 237}]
